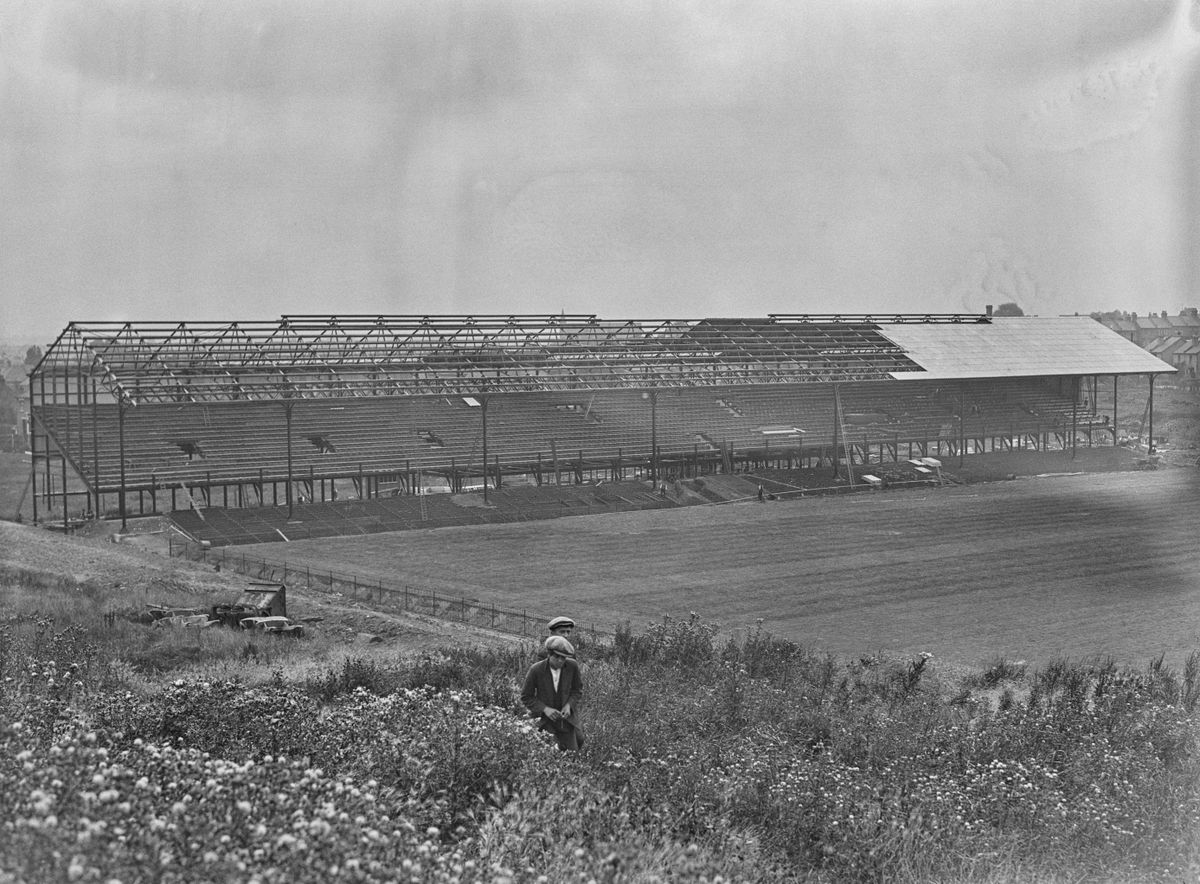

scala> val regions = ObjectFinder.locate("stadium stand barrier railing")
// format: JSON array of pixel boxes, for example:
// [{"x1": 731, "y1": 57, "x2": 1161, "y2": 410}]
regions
[{"x1": 167, "y1": 534, "x2": 615, "y2": 644}]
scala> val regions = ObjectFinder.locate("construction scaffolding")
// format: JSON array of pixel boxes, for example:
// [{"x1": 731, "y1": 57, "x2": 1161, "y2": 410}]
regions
[
  {"x1": 25, "y1": 312, "x2": 1171, "y2": 529},
  {"x1": 30, "y1": 314, "x2": 933, "y2": 405}
]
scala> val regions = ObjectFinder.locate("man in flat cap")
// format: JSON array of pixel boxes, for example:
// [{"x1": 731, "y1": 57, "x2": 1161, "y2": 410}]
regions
[
  {"x1": 536, "y1": 615, "x2": 576, "y2": 661},
  {"x1": 521, "y1": 635, "x2": 584, "y2": 751}
]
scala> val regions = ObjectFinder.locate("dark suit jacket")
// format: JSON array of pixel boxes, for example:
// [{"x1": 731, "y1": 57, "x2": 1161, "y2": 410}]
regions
[{"x1": 521, "y1": 658, "x2": 583, "y2": 733}]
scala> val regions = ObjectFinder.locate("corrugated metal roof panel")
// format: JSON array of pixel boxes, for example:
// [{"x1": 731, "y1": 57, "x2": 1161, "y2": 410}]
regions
[{"x1": 881, "y1": 316, "x2": 1175, "y2": 380}]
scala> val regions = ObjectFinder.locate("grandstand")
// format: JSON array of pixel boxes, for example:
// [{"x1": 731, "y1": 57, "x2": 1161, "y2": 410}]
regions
[{"x1": 27, "y1": 312, "x2": 1174, "y2": 541}]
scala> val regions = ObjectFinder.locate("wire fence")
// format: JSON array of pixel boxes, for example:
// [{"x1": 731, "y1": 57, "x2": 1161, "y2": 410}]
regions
[{"x1": 167, "y1": 534, "x2": 614, "y2": 644}]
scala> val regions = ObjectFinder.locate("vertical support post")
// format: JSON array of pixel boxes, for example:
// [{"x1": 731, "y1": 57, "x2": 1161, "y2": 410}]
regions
[
  {"x1": 92, "y1": 377, "x2": 101, "y2": 517},
  {"x1": 831, "y1": 383, "x2": 841, "y2": 480},
  {"x1": 1147, "y1": 374, "x2": 1156, "y2": 453},
  {"x1": 959, "y1": 384, "x2": 966, "y2": 468},
  {"x1": 1070, "y1": 377, "x2": 1078, "y2": 460},
  {"x1": 643, "y1": 390, "x2": 658, "y2": 483},
  {"x1": 1112, "y1": 374, "x2": 1118, "y2": 440},
  {"x1": 480, "y1": 395, "x2": 489, "y2": 504},
  {"x1": 118, "y1": 398, "x2": 128, "y2": 531},
  {"x1": 42, "y1": 371, "x2": 52, "y2": 512},
  {"x1": 285, "y1": 399, "x2": 295, "y2": 519},
  {"x1": 30, "y1": 376, "x2": 39, "y2": 523},
  {"x1": 62, "y1": 371, "x2": 70, "y2": 529}
]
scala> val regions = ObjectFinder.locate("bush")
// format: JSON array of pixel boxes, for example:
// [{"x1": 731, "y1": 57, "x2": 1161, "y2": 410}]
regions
[{"x1": 3, "y1": 598, "x2": 1199, "y2": 883}]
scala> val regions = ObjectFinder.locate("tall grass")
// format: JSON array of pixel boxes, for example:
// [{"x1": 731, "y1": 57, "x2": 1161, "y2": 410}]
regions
[{"x1": 2, "y1": 581, "x2": 1198, "y2": 882}]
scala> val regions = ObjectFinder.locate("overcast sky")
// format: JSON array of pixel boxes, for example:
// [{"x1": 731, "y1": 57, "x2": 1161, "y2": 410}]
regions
[{"x1": 3, "y1": 0, "x2": 1200, "y2": 345}]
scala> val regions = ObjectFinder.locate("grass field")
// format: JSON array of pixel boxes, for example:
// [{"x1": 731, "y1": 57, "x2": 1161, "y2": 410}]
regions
[{"x1": 242, "y1": 467, "x2": 1200, "y2": 671}]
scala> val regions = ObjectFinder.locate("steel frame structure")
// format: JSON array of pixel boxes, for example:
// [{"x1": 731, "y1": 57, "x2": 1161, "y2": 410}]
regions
[
  {"x1": 30, "y1": 314, "x2": 951, "y2": 405},
  {"x1": 46, "y1": 312, "x2": 1132, "y2": 530}
]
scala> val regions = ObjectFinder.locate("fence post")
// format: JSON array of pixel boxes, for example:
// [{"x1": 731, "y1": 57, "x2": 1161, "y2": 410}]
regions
[
  {"x1": 522, "y1": 609, "x2": 526, "y2": 636},
  {"x1": 432, "y1": 588, "x2": 436, "y2": 616},
  {"x1": 461, "y1": 596, "x2": 466, "y2": 622},
  {"x1": 405, "y1": 584, "x2": 409, "y2": 612},
  {"x1": 491, "y1": 603, "x2": 495, "y2": 628}
]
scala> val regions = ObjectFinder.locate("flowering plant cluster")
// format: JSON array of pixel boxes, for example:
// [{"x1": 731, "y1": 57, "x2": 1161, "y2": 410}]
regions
[
  {"x1": 1, "y1": 720, "x2": 508, "y2": 883},
  {"x1": 2, "y1": 608, "x2": 1198, "y2": 882}
]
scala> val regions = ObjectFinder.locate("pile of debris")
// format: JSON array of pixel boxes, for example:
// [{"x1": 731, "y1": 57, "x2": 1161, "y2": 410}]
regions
[{"x1": 146, "y1": 582, "x2": 305, "y2": 637}]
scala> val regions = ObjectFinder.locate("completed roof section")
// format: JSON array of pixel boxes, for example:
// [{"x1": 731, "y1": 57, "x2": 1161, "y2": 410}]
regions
[
  {"x1": 31, "y1": 313, "x2": 1172, "y2": 405},
  {"x1": 881, "y1": 316, "x2": 1175, "y2": 380}
]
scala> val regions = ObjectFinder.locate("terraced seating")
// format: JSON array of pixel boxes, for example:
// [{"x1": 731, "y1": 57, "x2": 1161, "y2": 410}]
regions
[{"x1": 38, "y1": 378, "x2": 1086, "y2": 510}]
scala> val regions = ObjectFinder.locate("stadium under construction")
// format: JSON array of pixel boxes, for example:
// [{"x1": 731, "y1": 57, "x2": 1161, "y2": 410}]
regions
[{"x1": 26, "y1": 312, "x2": 1175, "y2": 544}]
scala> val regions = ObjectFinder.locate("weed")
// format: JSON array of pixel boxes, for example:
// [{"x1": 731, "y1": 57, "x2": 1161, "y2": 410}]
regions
[
  {"x1": 2, "y1": 576, "x2": 1199, "y2": 883},
  {"x1": 972, "y1": 657, "x2": 1028, "y2": 688}
]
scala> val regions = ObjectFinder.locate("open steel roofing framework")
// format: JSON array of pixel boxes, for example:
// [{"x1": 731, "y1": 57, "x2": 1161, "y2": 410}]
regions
[{"x1": 31, "y1": 314, "x2": 961, "y2": 405}]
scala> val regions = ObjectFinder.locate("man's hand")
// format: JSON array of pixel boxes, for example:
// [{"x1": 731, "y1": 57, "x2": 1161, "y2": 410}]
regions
[
  {"x1": 544, "y1": 708, "x2": 562, "y2": 722},
  {"x1": 561, "y1": 704, "x2": 572, "y2": 719}
]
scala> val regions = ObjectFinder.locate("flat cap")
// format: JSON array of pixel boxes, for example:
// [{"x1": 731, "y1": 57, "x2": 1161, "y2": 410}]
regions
[
  {"x1": 543, "y1": 636, "x2": 576, "y2": 658},
  {"x1": 547, "y1": 616, "x2": 575, "y2": 631}
]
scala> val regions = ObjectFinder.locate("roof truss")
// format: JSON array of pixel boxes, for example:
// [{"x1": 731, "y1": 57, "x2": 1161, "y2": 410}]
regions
[{"x1": 33, "y1": 315, "x2": 929, "y2": 404}]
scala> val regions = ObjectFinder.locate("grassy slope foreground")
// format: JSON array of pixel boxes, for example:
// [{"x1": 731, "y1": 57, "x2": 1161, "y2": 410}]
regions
[{"x1": 2, "y1": 523, "x2": 1199, "y2": 882}]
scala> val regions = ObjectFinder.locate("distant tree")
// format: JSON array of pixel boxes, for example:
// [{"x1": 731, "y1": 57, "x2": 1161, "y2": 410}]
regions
[
  {"x1": 24, "y1": 345, "x2": 42, "y2": 366},
  {"x1": 993, "y1": 302, "x2": 1025, "y2": 316}
]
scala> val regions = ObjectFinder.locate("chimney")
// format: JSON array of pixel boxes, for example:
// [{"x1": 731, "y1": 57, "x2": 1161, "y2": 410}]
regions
[
  {"x1": 985, "y1": 304, "x2": 993, "y2": 317},
  {"x1": 1161, "y1": 310, "x2": 1168, "y2": 319}
]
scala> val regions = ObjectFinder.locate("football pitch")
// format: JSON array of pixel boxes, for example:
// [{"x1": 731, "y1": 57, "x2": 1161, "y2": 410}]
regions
[{"x1": 246, "y1": 469, "x2": 1200, "y2": 670}]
